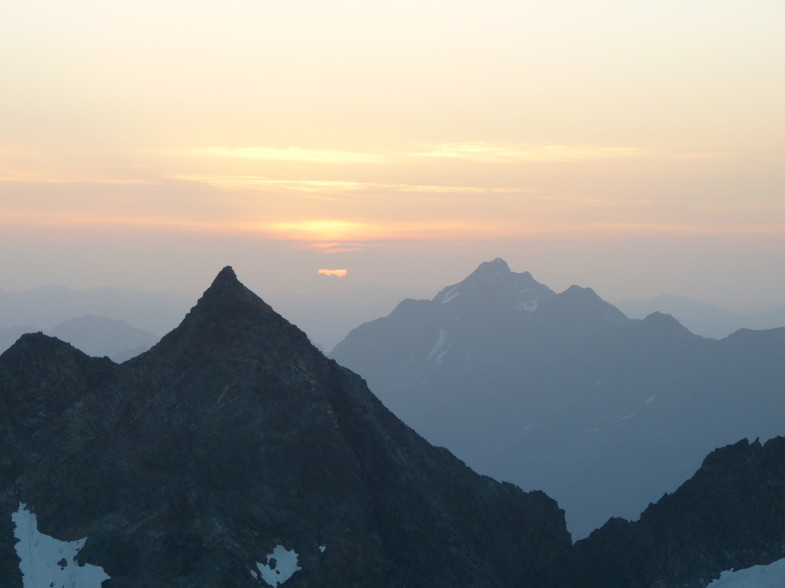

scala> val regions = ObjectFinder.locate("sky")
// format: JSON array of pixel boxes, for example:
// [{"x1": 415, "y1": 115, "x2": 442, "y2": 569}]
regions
[{"x1": 2, "y1": 0, "x2": 784, "y2": 309}]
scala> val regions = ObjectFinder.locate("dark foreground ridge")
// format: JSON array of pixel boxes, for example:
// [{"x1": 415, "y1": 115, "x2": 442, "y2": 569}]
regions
[
  {"x1": 0, "y1": 266, "x2": 569, "y2": 587},
  {"x1": 2, "y1": 266, "x2": 785, "y2": 587}
]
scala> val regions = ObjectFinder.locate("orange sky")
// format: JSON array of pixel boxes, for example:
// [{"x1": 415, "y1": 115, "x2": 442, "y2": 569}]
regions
[{"x1": 1, "y1": 0, "x2": 784, "y2": 305}]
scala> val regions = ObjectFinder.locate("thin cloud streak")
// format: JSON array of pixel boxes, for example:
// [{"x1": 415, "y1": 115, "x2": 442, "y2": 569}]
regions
[
  {"x1": 407, "y1": 143, "x2": 645, "y2": 163},
  {"x1": 170, "y1": 146, "x2": 386, "y2": 164},
  {"x1": 160, "y1": 142, "x2": 693, "y2": 167},
  {"x1": 168, "y1": 173, "x2": 523, "y2": 195}
]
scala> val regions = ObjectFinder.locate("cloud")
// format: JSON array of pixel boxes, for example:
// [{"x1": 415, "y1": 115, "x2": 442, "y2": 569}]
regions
[
  {"x1": 172, "y1": 146, "x2": 385, "y2": 164},
  {"x1": 318, "y1": 268, "x2": 348, "y2": 277},
  {"x1": 167, "y1": 173, "x2": 522, "y2": 195},
  {"x1": 407, "y1": 142, "x2": 644, "y2": 163}
]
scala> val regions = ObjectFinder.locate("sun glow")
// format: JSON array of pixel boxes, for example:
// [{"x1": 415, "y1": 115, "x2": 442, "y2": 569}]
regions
[
  {"x1": 268, "y1": 220, "x2": 366, "y2": 241},
  {"x1": 318, "y1": 269, "x2": 348, "y2": 278}
]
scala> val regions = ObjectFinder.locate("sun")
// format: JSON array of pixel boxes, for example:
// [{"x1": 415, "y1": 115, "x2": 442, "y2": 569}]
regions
[{"x1": 318, "y1": 269, "x2": 348, "y2": 278}]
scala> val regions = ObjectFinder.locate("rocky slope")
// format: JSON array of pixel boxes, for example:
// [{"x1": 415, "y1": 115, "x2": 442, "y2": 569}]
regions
[{"x1": 0, "y1": 267, "x2": 571, "y2": 587}]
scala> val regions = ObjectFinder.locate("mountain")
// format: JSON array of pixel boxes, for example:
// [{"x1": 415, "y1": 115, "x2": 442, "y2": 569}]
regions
[
  {"x1": 0, "y1": 266, "x2": 571, "y2": 587},
  {"x1": 331, "y1": 259, "x2": 785, "y2": 538},
  {"x1": 0, "y1": 326, "x2": 37, "y2": 356},
  {"x1": 617, "y1": 294, "x2": 785, "y2": 339},
  {"x1": 0, "y1": 317, "x2": 158, "y2": 363},
  {"x1": 49, "y1": 315, "x2": 159, "y2": 361},
  {"x1": 0, "y1": 285, "x2": 192, "y2": 335}
]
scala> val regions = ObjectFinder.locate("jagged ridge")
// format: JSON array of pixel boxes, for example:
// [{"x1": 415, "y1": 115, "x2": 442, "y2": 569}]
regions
[{"x1": 0, "y1": 266, "x2": 570, "y2": 587}]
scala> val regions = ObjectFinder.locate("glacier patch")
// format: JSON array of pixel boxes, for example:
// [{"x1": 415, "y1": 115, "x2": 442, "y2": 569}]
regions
[
  {"x1": 253, "y1": 545, "x2": 302, "y2": 587},
  {"x1": 12, "y1": 503, "x2": 110, "y2": 588}
]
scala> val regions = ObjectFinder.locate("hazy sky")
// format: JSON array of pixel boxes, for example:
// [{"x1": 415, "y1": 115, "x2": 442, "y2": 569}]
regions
[{"x1": 2, "y1": 0, "x2": 784, "y2": 308}]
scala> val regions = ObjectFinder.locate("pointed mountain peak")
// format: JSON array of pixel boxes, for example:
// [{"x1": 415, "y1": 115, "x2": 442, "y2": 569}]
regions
[
  {"x1": 561, "y1": 284, "x2": 601, "y2": 300},
  {"x1": 213, "y1": 264, "x2": 238, "y2": 284},
  {"x1": 429, "y1": 259, "x2": 552, "y2": 308},
  {"x1": 195, "y1": 265, "x2": 271, "y2": 313},
  {"x1": 467, "y1": 258, "x2": 511, "y2": 280},
  {"x1": 202, "y1": 265, "x2": 245, "y2": 298},
  {"x1": 147, "y1": 267, "x2": 310, "y2": 362},
  {"x1": 641, "y1": 311, "x2": 693, "y2": 335}
]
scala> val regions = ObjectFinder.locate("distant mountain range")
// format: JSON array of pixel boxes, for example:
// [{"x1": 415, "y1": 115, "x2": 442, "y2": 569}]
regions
[
  {"x1": 0, "y1": 285, "x2": 193, "y2": 335},
  {"x1": 49, "y1": 315, "x2": 159, "y2": 361},
  {"x1": 0, "y1": 283, "x2": 416, "y2": 353},
  {"x1": 0, "y1": 316, "x2": 159, "y2": 362},
  {"x1": 3, "y1": 266, "x2": 785, "y2": 586},
  {"x1": 332, "y1": 259, "x2": 785, "y2": 538},
  {"x1": 616, "y1": 294, "x2": 785, "y2": 339}
]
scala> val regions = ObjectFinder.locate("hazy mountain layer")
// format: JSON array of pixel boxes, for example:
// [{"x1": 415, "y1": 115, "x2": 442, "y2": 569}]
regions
[
  {"x1": 0, "y1": 285, "x2": 192, "y2": 335},
  {"x1": 0, "y1": 317, "x2": 158, "y2": 363},
  {"x1": 617, "y1": 294, "x2": 785, "y2": 339},
  {"x1": 332, "y1": 259, "x2": 785, "y2": 538}
]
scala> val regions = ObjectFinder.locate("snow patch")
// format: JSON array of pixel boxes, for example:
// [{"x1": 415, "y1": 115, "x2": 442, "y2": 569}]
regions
[
  {"x1": 428, "y1": 329, "x2": 449, "y2": 363},
  {"x1": 515, "y1": 297, "x2": 539, "y2": 312},
  {"x1": 12, "y1": 503, "x2": 110, "y2": 588},
  {"x1": 256, "y1": 545, "x2": 301, "y2": 587},
  {"x1": 707, "y1": 557, "x2": 785, "y2": 587},
  {"x1": 440, "y1": 287, "x2": 460, "y2": 304},
  {"x1": 319, "y1": 545, "x2": 326, "y2": 553}
]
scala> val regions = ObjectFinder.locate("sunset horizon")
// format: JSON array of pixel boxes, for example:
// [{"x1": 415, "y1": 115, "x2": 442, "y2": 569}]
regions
[{"x1": 2, "y1": 0, "x2": 783, "y2": 307}]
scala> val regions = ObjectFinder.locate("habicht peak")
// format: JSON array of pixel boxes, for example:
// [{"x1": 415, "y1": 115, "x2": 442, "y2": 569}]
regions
[
  {"x1": 205, "y1": 265, "x2": 243, "y2": 295},
  {"x1": 148, "y1": 266, "x2": 300, "y2": 361},
  {"x1": 193, "y1": 265, "x2": 272, "y2": 314}
]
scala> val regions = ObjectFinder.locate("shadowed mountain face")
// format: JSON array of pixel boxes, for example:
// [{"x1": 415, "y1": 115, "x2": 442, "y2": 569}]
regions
[
  {"x1": 331, "y1": 259, "x2": 785, "y2": 538},
  {"x1": 0, "y1": 267, "x2": 570, "y2": 587}
]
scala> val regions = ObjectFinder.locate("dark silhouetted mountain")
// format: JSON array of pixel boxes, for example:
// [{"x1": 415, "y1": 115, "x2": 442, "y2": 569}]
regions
[
  {"x1": 331, "y1": 259, "x2": 785, "y2": 538},
  {"x1": 566, "y1": 437, "x2": 785, "y2": 587},
  {"x1": 0, "y1": 317, "x2": 158, "y2": 362},
  {"x1": 0, "y1": 326, "x2": 36, "y2": 356},
  {"x1": 0, "y1": 266, "x2": 571, "y2": 587},
  {"x1": 49, "y1": 315, "x2": 159, "y2": 361},
  {"x1": 617, "y1": 294, "x2": 785, "y2": 339}
]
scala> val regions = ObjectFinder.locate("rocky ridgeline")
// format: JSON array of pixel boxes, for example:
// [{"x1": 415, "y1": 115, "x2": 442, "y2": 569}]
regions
[
  {"x1": 0, "y1": 267, "x2": 569, "y2": 587},
  {"x1": 1, "y1": 267, "x2": 785, "y2": 587},
  {"x1": 568, "y1": 437, "x2": 785, "y2": 587}
]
